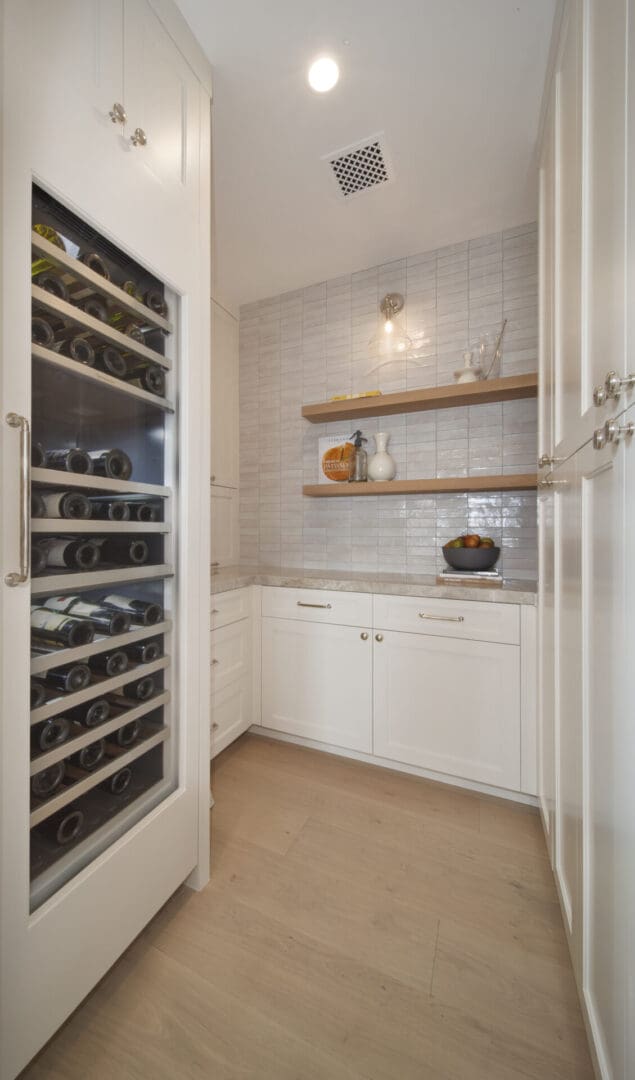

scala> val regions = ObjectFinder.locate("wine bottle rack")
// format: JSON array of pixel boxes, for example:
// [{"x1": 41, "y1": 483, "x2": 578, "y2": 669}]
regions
[
  {"x1": 32, "y1": 285, "x2": 170, "y2": 370},
  {"x1": 30, "y1": 725, "x2": 169, "y2": 827},
  {"x1": 29, "y1": 184, "x2": 177, "y2": 908},
  {"x1": 31, "y1": 620, "x2": 171, "y2": 675},
  {"x1": 32, "y1": 343, "x2": 175, "y2": 412},
  {"x1": 31, "y1": 230, "x2": 173, "y2": 334},
  {"x1": 31, "y1": 692, "x2": 170, "y2": 774}
]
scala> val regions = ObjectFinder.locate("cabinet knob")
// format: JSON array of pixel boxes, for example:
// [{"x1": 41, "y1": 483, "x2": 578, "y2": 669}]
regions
[
  {"x1": 360, "y1": 632, "x2": 369, "y2": 640},
  {"x1": 603, "y1": 417, "x2": 634, "y2": 445},
  {"x1": 109, "y1": 102, "x2": 127, "y2": 125},
  {"x1": 538, "y1": 454, "x2": 554, "y2": 469},
  {"x1": 605, "y1": 370, "x2": 635, "y2": 400},
  {"x1": 375, "y1": 633, "x2": 383, "y2": 643},
  {"x1": 593, "y1": 385, "x2": 607, "y2": 407},
  {"x1": 130, "y1": 127, "x2": 147, "y2": 148},
  {"x1": 211, "y1": 474, "x2": 216, "y2": 483},
  {"x1": 212, "y1": 722, "x2": 219, "y2": 730},
  {"x1": 212, "y1": 658, "x2": 220, "y2": 665}
]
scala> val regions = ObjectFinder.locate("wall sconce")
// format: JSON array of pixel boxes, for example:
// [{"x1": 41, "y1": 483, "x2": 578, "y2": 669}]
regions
[{"x1": 366, "y1": 292, "x2": 413, "y2": 374}]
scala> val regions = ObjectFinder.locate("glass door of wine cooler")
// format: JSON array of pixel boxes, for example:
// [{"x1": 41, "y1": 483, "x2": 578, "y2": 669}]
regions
[{"x1": 28, "y1": 184, "x2": 179, "y2": 909}]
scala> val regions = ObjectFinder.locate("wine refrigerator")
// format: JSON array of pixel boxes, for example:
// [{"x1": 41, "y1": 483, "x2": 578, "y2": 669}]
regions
[{"x1": 25, "y1": 185, "x2": 181, "y2": 910}]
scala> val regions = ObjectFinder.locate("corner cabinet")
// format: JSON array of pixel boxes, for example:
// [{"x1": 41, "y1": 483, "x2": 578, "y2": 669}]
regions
[{"x1": 0, "y1": 3, "x2": 211, "y2": 1077}]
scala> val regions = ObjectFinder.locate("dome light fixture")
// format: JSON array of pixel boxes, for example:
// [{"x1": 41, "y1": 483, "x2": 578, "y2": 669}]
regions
[{"x1": 308, "y1": 56, "x2": 339, "y2": 93}]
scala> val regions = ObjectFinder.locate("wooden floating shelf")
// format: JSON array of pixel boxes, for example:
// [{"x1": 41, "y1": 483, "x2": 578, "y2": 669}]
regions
[
  {"x1": 32, "y1": 468, "x2": 170, "y2": 498},
  {"x1": 32, "y1": 231, "x2": 173, "y2": 334},
  {"x1": 33, "y1": 342, "x2": 174, "y2": 413},
  {"x1": 301, "y1": 373, "x2": 538, "y2": 424},
  {"x1": 31, "y1": 619, "x2": 171, "y2": 676},
  {"x1": 32, "y1": 285, "x2": 170, "y2": 370},
  {"x1": 303, "y1": 474, "x2": 538, "y2": 498}
]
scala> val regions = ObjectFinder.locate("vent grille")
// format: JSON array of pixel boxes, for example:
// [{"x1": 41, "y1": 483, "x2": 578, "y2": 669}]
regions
[{"x1": 325, "y1": 136, "x2": 391, "y2": 198}]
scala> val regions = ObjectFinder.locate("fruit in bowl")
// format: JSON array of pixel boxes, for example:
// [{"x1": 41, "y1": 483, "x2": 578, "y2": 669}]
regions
[{"x1": 442, "y1": 533, "x2": 500, "y2": 571}]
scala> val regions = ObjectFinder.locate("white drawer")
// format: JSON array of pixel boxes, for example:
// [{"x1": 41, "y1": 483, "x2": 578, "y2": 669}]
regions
[
  {"x1": 210, "y1": 618, "x2": 251, "y2": 692},
  {"x1": 261, "y1": 586, "x2": 372, "y2": 627},
  {"x1": 210, "y1": 587, "x2": 251, "y2": 630},
  {"x1": 373, "y1": 593, "x2": 519, "y2": 645}
]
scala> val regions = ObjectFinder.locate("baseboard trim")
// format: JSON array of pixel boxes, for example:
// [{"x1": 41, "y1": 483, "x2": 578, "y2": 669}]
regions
[{"x1": 249, "y1": 725, "x2": 540, "y2": 807}]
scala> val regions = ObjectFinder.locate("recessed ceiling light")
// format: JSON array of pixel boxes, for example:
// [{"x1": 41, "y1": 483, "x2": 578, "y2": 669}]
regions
[{"x1": 308, "y1": 57, "x2": 339, "y2": 93}]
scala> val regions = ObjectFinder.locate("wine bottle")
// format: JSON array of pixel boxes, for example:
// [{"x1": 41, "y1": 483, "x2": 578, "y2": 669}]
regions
[
  {"x1": 102, "y1": 766, "x2": 132, "y2": 795},
  {"x1": 35, "y1": 538, "x2": 101, "y2": 570},
  {"x1": 129, "y1": 502, "x2": 160, "y2": 523},
  {"x1": 99, "y1": 594, "x2": 163, "y2": 626},
  {"x1": 32, "y1": 224, "x2": 65, "y2": 277},
  {"x1": 86, "y1": 448, "x2": 132, "y2": 480},
  {"x1": 34, "y1": 271, "x2": 68, "y2": 301},
  {"x1": 93, "y1": 344, "x2": 127, "y2": 378},
  {"x1": 31, "y1": 544, "x2": 47, "y2": 576},
  {"x1": 42, "y1": 596, "x2": 130, "y2": 636},
  {"x1": 66, "y1": 697, "x2": 110, "y2": 728},
  {"x1": 32, "y1": 442, "x2": 45, "y2": 468},
  {"x1": 79, "y1": 251, "x2": 110, "y2": 279},
  {"x1": 38, "y1": 491, "x2": 92, "y2": 520},
  {"x1": 44, "y1": 662, "x2": 91, "y2": 694},
  {"x1": 31, "y1": 491, "x2": 46, "y2": 518},
  {"x1": 31, "y1": 716, "x2": 71, "y2": 753},
  {"x1": 70, "y1": 739, "x2": 105, "y2": 770},
  {"x1": 59, "y1": 335, "x2": 95, "y2": 366},
  {"x1": 31, "y1": 607, "x2": 95, "y2": 647},
  {"x1": 30, "y1": 678, "x2": 47, "y2": 708},
  {"x1": 99, "y1": 538, "x2": 148, "y2": 566},
  {"x1": 31, "y1": 761, "x2": 66, "y2": 799},
  {"x1": 88, "y1": 649, "x2": 129, "y2": 677},
  {"x1": 36, "y1": 807, "x2": 84, "y2": 846},
  {"x1": 123, "y1": 362, "x2": 165, "y2": 397},
  {"x1": 144, "y1": 288, "x2": 168, "y2": 318},
  {"x1": 126, "y1": 639, "x2": 162, "y2": 664},
  {"x1": 87, "y1": 498, "x2": 130, "y2": 522},
  {"x1": 122, "y1": 281, "x2": 142, "y2": 301},
  {"x1": 45, "y1": 447, "x2": 93, "y2": 474},
  {"x1": 77, "y1": 296, "x2": 108, "y2": 322},
  {"x1": 119, "y1": 675, "x2": 155, "y2": 702},
  {"x1": 114, "y1": 719, "x2": 140, "y2": 746},
  {"x1": 31, "y1": 315, "x2": 55, "y2": 347}
]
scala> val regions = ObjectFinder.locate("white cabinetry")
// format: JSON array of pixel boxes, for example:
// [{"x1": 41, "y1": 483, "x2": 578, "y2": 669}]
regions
[
  {"x1": 211, "y1": 485, "x2": 239, "y2": 568},
  {"x1": 373, "y1": 631, "x2": 520, "y2": 791},
  {"x1": 210, "y1": 588, "x2": 253, "y2": 757},
  {"x1": 210, "y1": 300, "x2": 239, "y2": 567}
]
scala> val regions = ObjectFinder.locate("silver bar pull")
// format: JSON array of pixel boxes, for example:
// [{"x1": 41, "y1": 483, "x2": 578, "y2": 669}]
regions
[
  {"x1": 297, "y1": 601, "x2": 332, "y2": 609},
  {"x1": 419, "y1": 612, "x2": 464, "y2": 623},
  {"x1": 5, "y1": 412, "x2": 30, "y2": 587}
]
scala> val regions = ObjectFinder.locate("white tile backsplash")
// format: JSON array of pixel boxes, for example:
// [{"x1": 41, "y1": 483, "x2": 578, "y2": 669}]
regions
[{"x1": 239, "y1": 223, "x2": 538, "y2": 581}]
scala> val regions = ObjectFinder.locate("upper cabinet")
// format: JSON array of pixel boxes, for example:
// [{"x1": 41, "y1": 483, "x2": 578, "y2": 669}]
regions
[
  {"x1": 211, "y1": 301, "x2": 239, "y2": 488},
  {"x1": 25, "y1": 0, "x2": 204, "y2": 285}
]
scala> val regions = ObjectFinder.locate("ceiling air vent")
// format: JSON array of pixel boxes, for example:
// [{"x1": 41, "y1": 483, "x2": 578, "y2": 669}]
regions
[{"x1": 324, "y1": 134, "x2": 392, "y2": 199}]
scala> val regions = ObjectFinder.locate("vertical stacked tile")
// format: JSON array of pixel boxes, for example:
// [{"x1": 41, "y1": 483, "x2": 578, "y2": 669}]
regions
[{"x1": 238, "y1": 222, "x2": 538, "y2": 580}]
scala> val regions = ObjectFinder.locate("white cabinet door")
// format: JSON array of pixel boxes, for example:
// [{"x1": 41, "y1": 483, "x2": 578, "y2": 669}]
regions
[
  {"x1": 211, "y1": 678, "x2": 252, "y2": 758},
  {"x1": 373, "y1": 631, "x2": 520, "y2": 790},
  {"x1": 211, "y1": 301, "x2": 239, "y2": 488},
  {"x1": 553, "y1": 0, "x2": 584, "y2": 461},
  {"x1": 261, "y1": 617, "x2": 372, "y2": 752},
  {"x1": 211, "y1": 485, "x2": 239, "y2": 567},
  {"x1": 538, "y1": 88, "x2": 555, "y2": 472},
  {"x1": 122, "y1": 0, "x2": 201, "y2": 265},
  {"x1": 537, "y1": 484, "x2": 556, "y2": 860}
]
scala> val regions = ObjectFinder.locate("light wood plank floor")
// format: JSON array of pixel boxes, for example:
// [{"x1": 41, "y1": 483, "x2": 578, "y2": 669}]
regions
[{"x1": 22, "y1": 734, "x2": 594, "y2": 1079}]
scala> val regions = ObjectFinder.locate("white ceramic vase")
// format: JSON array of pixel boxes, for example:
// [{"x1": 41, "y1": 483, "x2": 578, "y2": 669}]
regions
[{"x1": 368, "y1": 432, "x2": 396, "y2": 481}]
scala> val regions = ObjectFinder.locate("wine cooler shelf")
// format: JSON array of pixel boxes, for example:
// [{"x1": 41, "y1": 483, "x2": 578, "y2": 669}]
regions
[
  {"x1": 30, "y1": 720, "x2": 168, "y2": 828},
  {"x1": 32, "y1": 229, "x2": 173, "y2": 334},
  {"x1": 32, "y1": 468, "x2": 170, "y2": 498},
  {"x1": 31, "y1": 620, "x2": 171, "y2": 675},
  {"x1": 31, "y1": 563, "x2": 173, "y2": 597},
  {"x1": 33, "y1": 343, "x2": 175, "y2": 412}
]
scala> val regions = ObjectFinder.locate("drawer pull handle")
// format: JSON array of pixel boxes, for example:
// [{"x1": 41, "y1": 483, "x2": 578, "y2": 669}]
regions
[
  {"x1": 297, "y1": 601, "x2": 332, "y2": 609},
  {"x1": 212, "y1": 659, "x2": 220, "y2": 665},
  {"x1": 418, "y1": 613, "x2": 465, "y2": 623},
  {"x1": 211, "y1": 562, "x2": 220, "y2": 568},
  {"x1": 211, "y1": 609, "x2": 219, "y2": 614}
]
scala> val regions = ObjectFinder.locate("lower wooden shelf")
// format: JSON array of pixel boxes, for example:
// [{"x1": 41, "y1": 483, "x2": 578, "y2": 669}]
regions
[{"x1": 303, "y1": 474, "x2": 538, "y2": 497}]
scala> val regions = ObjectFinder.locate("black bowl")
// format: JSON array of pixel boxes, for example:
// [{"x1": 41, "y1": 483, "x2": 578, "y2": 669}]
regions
[{"x1": 442, "y1": 545, "x2": 500, "y2": 571}]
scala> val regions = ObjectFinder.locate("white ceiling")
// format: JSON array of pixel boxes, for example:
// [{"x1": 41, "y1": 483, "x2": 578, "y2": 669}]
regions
[{"x1": 176, "y1": 0, "x2": 556, "y2": 312}]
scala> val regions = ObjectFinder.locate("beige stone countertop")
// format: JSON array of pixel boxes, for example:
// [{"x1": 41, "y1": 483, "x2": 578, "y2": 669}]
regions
[{"x1": 210, "y1": 565, "x2": 537, "y2": 606}]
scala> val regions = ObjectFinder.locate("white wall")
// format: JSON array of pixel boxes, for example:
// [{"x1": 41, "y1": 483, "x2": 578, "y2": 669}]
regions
[{"x1": 239, "y1": 223, "x2": 538, "y2": 579}]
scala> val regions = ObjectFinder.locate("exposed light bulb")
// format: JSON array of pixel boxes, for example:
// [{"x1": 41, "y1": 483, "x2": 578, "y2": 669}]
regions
[
  {"x1": 308, "y1": 57, "x2": 339, "y2": 93},
  {"x1": 384, "y1": 319, "x2": 394, "y2": 334}
]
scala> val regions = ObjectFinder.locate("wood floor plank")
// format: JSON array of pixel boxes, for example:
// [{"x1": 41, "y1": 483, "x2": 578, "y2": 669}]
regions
[{"x1": 21, "y1": 734, "x2": 592, "y2": 1079}]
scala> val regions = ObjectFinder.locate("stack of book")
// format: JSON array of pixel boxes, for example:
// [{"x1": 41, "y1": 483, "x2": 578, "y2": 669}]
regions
[{"x1": 437, "y1": 567, "x2": 503, "y2": 587}]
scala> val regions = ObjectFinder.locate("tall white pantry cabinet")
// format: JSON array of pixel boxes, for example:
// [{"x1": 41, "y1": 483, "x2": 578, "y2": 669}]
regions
[
  {"x1": 0, "y1": 3, "x2": 212, "y2": 1077},
  {"x1": 538, "y1": 2, "x2": 635, "y2": 1077}
]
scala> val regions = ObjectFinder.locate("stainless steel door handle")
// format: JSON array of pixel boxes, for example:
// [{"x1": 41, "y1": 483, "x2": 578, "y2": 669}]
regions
[
  {"x1": 5, "y1": 413, "x2": 31, "y2": 587},
  {"x1": 419, "y1": 612, "x2": 464, "y2": 623},
  {"x1": 297, "y1": 601, "x2": 332, "y2": 609}
]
